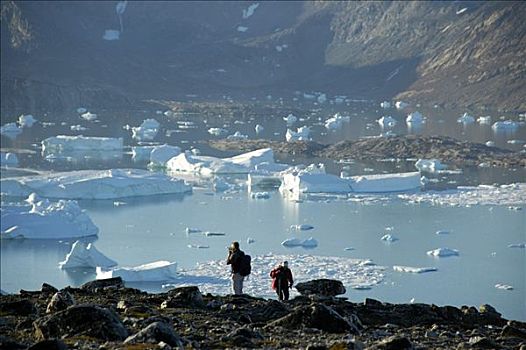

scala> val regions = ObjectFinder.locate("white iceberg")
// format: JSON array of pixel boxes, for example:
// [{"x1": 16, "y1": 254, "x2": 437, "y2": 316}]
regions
[
  {"x1": 457, "y1": 112, "x2": 475, "y2": 124},
  {"x1": 149, "y1": 145, "x2": 182, "y2": 167},
  {"x1": 1, "y1": 194, "x2": 98, "y2": 239},
  {"x1": 70, "y1": 125, "x2": 87, "y2": 131},
  {"x1": 80, "y1": 112, "x2": 97, "y2": 121},
  {"x1": 290, "y1": 224, "x2": 314, "y2": 231},
  {"x1": 1, "y1": 169, "x2": 191, "y2": 199},
  {"x1": 208, "y1": 127, "x2": 228, "y2": 136},
  {"x1": 281, "y1": 237, "x2": 318, "y2": 248},
  {"x1": 393, "y1": 266, "x2": 437, "y2": 273},
  {"x1": 132, "y1": 119, "x2": 160, "y2": 141},
  {"x1": 286, "y1": 126, "x2": 310, "y2": 142},
  {"x1": 97, "y1": 261, "x2": 178, "y2": 282},
  {"x1": 250, "y1": 191, "x2": 270, "y2": 199},
  {"x1": 347, "y1": 172, "x2": 422, "y2": 193},
  {"x1": 508, "y1": 243, "x2": 526, "y2": 248},
  {"x1": 1, "y1": 122, "x2": 22, "y2": 138},
  {"x1": 237, "y1": 26, "x2": 248, "y2": 32},
  {"x1": 242, "y1": 3, "x2": 259, "y2": 19},
  {"x1": 280, "y1": 173, "x2": 351, "y2": 194},
  {"x1": 283, "y1": 114, "x2": 297, "y2": 124},
  {"x1": 1, "y1": 152, "x2": 19, "y2": 167},
  {"x1": 477, "y1": 116, "x2": 492, "y2": 124},
  {"x1": 324, "y1": 113, "x2": 350, "y2": 130},
  {"x1": 395, "y1": 101, "x2": 409, "y2": 110},
  {"x1": 485, "y1": 141, "x2": 495, "y2": 147},
  {"x1": 59, "y1": 240, "x2": 117, "y2": 269},
  {"x1": 378, "y1": 116, "x2": 397, "y2": 128},
  {"x1": 415, "y1": 159, "x2": 447, "y2": 173},
  {"x1": 492, "y1": 120, "x2": 519, "y2": 132},
  {"x1": 381, "y1": 234, "x2": 398, "y2": 242},
  {"x1": 131, "y1": 146, "x2": 156, "y2": 162},
  {"x1": 495, "y1": 283, "x2": 513, "y2": 290},
  {"x1": 103, "y1": 29, "x2": 120, "y2": 40},
  {"x1": 255, "y1": 124, "x2": 264, "y2": 134},
  {"x1": 302, "y1": 237, "x2": 319, "y2": 248},
  {"x1": 227, "y1": 131, "x2": 248, "y2": 140},
  {"x1": 42, "y1": 135, "x2": 123, "y2": 151},
  {"x1": 18, "y1": 114, "x2": 37, "y2": 127},
  {"x1": 167, "y1": 148, "x2": 275, "y2": 176},
  {"x1": 406, "y1": 111, "x2": 424, "y2": 124},
  {"x1": 380, "y1": 101, "x2": 391, "y2": 109},
  {"x1": 426, "y1": 248, "x2": 459, "y2": 257}
]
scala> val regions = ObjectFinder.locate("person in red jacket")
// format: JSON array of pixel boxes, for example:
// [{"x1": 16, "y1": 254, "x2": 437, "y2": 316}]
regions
[{"x1": 270, "y1": 261, "x2": 294, "y2": 301}]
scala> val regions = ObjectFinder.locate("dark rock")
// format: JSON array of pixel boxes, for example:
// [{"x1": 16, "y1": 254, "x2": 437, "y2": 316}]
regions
[
  {"x1": 28, "y1": 339, "x2": 67, "y2": 350},
  {"x1": 501, "y1": 325, "x2": 526, "y2": 339},
  {"x1": 80, "y1": 277, "x2": 124, "y2": 292},
  {"x1": 268, "y1": 303, "x2": 359, "y2": 334},
  {"x1": 40, "y1": 283, "x2": 58, "y2": 295},
  {"x1": 465, "y1": 336, "x2": 499, "y2": 349},
  {"x1": 124, "y1": 321, "x2": 182, "y2": 347},
  {"x1": 306, "y1": 345, "x2": 327, "y2": 350},
  {"x1": 0, "y1": 299, "x2": 37, "y2": 316},
  {"x1": 161, "y1": 286, "x2": 204, "y2": 308},
  {"x1": 226, "y1": 326, "x2": 263, "y2": 340},
  {"x1": 364, "y1": 298, "x2": 384, "y2": 307},
  {"x1": 46, "y1": 291, "x2": 75, "y2": 314},
  {"x1": 479, "y1": 304, "x2": 502, "y2": 323},
  {"x1": 295, "y1": 279, "x2": 346, "y2": 297},
  {"x1": 33, "y1": 304, "x2": 128, "y2": 341},
  {"x1": 370, "y1": 336, "x2": 413, "y2": 350},
  {"x1": 0, "y1": 335, "x2": 26, "y2": 350}
]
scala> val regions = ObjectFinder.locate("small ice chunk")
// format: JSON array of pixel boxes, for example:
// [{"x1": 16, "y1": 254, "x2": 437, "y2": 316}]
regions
[
  {"x1": 255, "y1": 124, "x2": 264, "y2": 134},
  {"x1": 395, "y1": 101, "x2": 409, "y2": 110},
  {"x1": 103, "y1": 29, "x2": 120, "y2": 40},
  {"x1": 435, "y1": 230, "x2": 450, "y2": 235},
  {"x1": 381, "y1": 234, "x2": 398, "y2": 242},
  {"x1": 426, "y1": 248, "x2": 459, "y2": 257},
  {"x1": 415, "y1": 159, "x2": 447, "y2": 173},
  {"x1": 247, "y1": 237, "x2": 255, "y2": 244},
  {"x1": 485, "y1": 141, "x2": 495, "y2": 147},
  {"x1": 96, "y1": 261, "x2": 178, "y2": 282},
  {"x1": 492, "y1": 120, "x2": 518, "y2": 132},
  {"x1": 1, "y1": 122, "x2": 22, "y2": 138},
  {"x1": 18, "y1": 114, "x2": 37, "y2": 127},
  {"x1": 286, "y1": 126, "x2": 310, "y2": 142},
  {"x1": 227, "y1": 131, "x2": 248, "y2": 140},
  {"x1": 317, "y1": 93, "x2": 327, "y2": 104},
  {"x1": 378, "y1": 116, "x2": 397, "y2": 128},
  {"x1": 477, "y1": 116, "x2": 492, "y2": 124},
  {"x1": 208, "y1": 127, "x2": 228, "y2": 136},
  {"x1": 237, "y1": 26, "x2": 248, "y2": 32},
  {"x1": 42, "y1": 135, "x2": 123, "y2": 151},
  {"x1": 380, "y1": 101, "x2": 391, "y2": 109},
  {"x1": 344, "y1": 247, "x2": 355, "y2": 251},
  {"x1": 242, "y1": 3, "x2": 259, "y2": 19},
  {"x1": 70, "y1": 125, "x2": 87, "y2": 131},
  {"x1": 187, "y1": 244, "x2": 209, "y2": 249},
  {"x1": 406, "y1": 111, "x2": 424, "y2": 124},
  {"x1": 302, "y1": 237, "x2": 318, "y2": 248},
  {"x1": 80, "y1": 112, "x2": 97, "y2": 121},
  {"x1": 186, "y1": 227, "x2": 202, "y2": 234},
  {"x1": 508, "y1": 243, "x2": 526, "y2": 248},
  {"x1": 203, "y1": 231, "x2": 226, "y2": 236},
  {"x1": 283, "y1": 114, "x2": 297, "y2": 124},
  {"x1": 495, "y1": 283, "x2": 513, "y2": 290},
  {"x1": 457, "y1": 112, "x2": 475, "y2": 124},
  {"x1": 456, "y1": 7, "x2": 467, "y2": 15},
  {"x1": 59, "y1": 240, "x2": 117, "y2": 269},
  {"x1": 507, "y1": 139, "x2": 525, "y2": 145},
  {"x1": 290, "y1": 224, "x2": 314, "y2": 231},
  {"x1": 281, "y1": 238, "x2": 303, "y2": 247},
  {"x1": 393, "y1": 266, "x2": 437, "y2": 273},
  {"x1": 77, "y1": 107, "x2": 88, "y2": 114},
  {"x1": 1, "y1": 152, "x2": 19, "y2": 167},
  {"x1": 250, "y1": 191, "x2": 270, "y2": 199},
  {"x1": 132, "y1": 119, "x2": 160, "y2": 141}
]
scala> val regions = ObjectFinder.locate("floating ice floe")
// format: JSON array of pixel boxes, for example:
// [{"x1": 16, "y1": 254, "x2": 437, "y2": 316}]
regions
[
  {"x1": 477, "y1": 116, "x2": 492, "y2": 124},
  {"x1": 167, "y1": 148, "x2": 275, "y2": 176},
  {"x1": 393, "y1": 266, "x2": 437, "y2": 273},
  {"x1": 492, "y1": 120, "x2": 519, "y2": 132},
  {"x1": 508, "y1": 243, "x2": 526, "y2": 248},
  {"x1": 1, "y1": 122, "x2": 22, "y2": 139},
  {"x1": 290, "y1": 224, "x2": 314, "y2": 231},
  {"x1": 485, "y1": 141, "x2": 496, "y2": 147},
  {"x1": 378, "y1": 116, "x2": 397, "y2": 128},
  {"x1": 242, "y1": 3, "x2": 259, "y2": 19},
  {"x1": 185, "y1": 227, "x2": 202, "y2": 234},
  {"x1": 80, "y1": 112, "x2": 97, "y2": 121},
  {"x1": 132, "y1": 119, "x2": 160, "y2": 141},
  {"x1": 103, "y1": 29, "x2": 120, "y2": 40},
  {"x1": 59, "y1": 240, "x2": 117, "y2": 269},
  {"x1": 406, "y1": 111, "x2": 424, "y2": 124},
  {"x1": 77, "y1": 107, "x2": 88, "y2": 114},
  {"x1": 507, "y1": 139, "x2": 525, "y2": 145},
  {"x1": 346, "y1": 172, "x2": 422, "y2": 193},
  {"x1": 317, "y1": 93, "x2": 327, "y2": 104},
  {"x1": 166, "y1": 254, "x2": 383, "y2": 297},
  {"x1": 457, "y1": 112, "x2": 475, "y2": 124},
  {"x1": 149, "y1": 144, "x2": 182, "y2": 167},
  {"x1": 97, "y1": 261, "x2": 178, "y2": 282},
  {"x1": 18, "y1": 114, "x2": 37, "y2": 127},
  {"x1": 381, "y1": 234, "x2": 398, "y2": 242},
  {"x1": 426, "y1": 248, "x2": 459, "y2": 257},
  {"x1": 208, "y1": 127, "x2": 228, "y2": 136},
  {"x1": 325, "y1": 113, "x2": 350, "y2": 130},
  {"x1": 435, "y1": 230, "x2": 450, "y2": 235},
  {"x1": 42, "y1": 135, "x2": 123, "y2": 151},
  {"x1": 380, "y1": 101, "x2": 391, "y2": 109},
  {"x1": 495, "y1": 283, "x2": 513, "y2": 290},
  {"x1": 395, "y1": 101, "x2": 409, "y2": 110},
  {"x1": 227, "y1": 131, "x2": 248, "y2": 140},
  {"x1": 131, "y1": 146, "x2": 156, "y2": 162},
  {"x1": 1, "y1": 194, "x2": 98, "y2": 239},
  {"x1": 237, "y1": 26, "x2": 248, "y2": 32},
  {"x1": 1, "y1": 152, "x2": 19, "y2": 167},
  {"x1": 415, "y1": 159, "x2": 447, "y2": 173},
  {"x1": 399, "y1": 183, "x2": 526, "y2": 207},
  {"x1": 286, "y1": 126, "x2": 310, "y2": 142},
  {"x1": 255, "y1": 124, "x2": 264, "y2": 134},
  {"x1": 188, "y1": 244, "x2": 209, "y2": 249},
  {"x1": 250, "y1": 191, "x2": 270, "y2": 199},
  {"x1": 70, "y1": 125, "x2": 87, "y2": 131},
  {"x1": 1, "y1": 169, "x2": 191, "y2": 199},
  {"x1": 283, "y1": 114, "x2": 297, "y2": 125},
  {"x1": 281, "y1": 237, "x2": 318, "y2": 248},
  {"x1": 456, "y1": 7, "x2": 467, "y2": 15}
]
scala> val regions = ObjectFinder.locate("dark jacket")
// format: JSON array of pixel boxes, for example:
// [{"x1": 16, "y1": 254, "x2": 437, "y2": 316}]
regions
[
  {"x1": 270, "y1": 266, "x2": 293, "y2": 290},
  {"x1": 227, "y1": 249, "x2": 244, "y2": 274}
]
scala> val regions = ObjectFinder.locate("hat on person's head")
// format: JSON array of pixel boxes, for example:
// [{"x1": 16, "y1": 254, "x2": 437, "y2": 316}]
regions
[
  {"x1": 283, "y1": 261, "x2": 288, "y2": 267},
  {"x1": 231, "y1": 241, "x2": 239, "y2": 250}
]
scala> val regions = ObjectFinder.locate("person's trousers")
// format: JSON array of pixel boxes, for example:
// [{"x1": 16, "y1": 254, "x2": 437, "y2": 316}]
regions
[
  {"x1": 232, "y1": 273, "x2": 244, "y2": 295},
  {"x1": 277, "y1": 284, "x2": 289, "y2": 301}
]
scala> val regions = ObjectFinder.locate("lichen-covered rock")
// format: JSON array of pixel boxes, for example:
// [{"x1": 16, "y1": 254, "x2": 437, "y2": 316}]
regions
[
  {"x1": 368, "y1": 336, "x2": 413, "y2": 350},
  {"x1": 80, "y1": 277, "x2": 124, "y2": 292},
  {"x1": 295, "y1": 279, "x2": 346, "y2": 297},
  {"x1": 124, "y1": 321, "x2": 182, "y2": 347},
  {"x1": 0, "y1": 299, "x2": 37, "y2": 316},
  {"x1": 28, "y1": 339, "x2": 67, "y2": 350},
  {"x1": 34, "y1": 304, "x2": 128, "y2": 341},
  {"x1": 46, "y1": 290, "x2": 75, "y2": 314},
  {"x1": 161, "y1": 286, "x2": 204, "y2": 308},
  {"x1": 40, "y1": 283, "x2": 58, "y2": 295}
]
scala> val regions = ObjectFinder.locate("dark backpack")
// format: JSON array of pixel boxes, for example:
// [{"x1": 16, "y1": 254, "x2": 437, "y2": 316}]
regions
[{"x1": 238, "y1": 254, "x2": 251, "y2": 276}]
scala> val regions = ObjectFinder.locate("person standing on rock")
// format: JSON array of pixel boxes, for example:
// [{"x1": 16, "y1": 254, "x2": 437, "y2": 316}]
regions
[
  {"x1": 270, "y1": 261, "x2": 294, "y2": 301},
  {"x1": 226, "y1": 241, "x2": 245, "y2": 295}
]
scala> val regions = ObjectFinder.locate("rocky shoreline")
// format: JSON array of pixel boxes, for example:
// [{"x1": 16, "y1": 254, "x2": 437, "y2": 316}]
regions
[
  {"x1": 1, "y1": 278, "x2": 525, "y2": 349},
  {"x1": 209, "y1": 135, "x2": 526, "y2": 168}
]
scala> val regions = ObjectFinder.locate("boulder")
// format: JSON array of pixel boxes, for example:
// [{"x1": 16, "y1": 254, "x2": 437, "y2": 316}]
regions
[
  {"x1": 161, "y1": 286, "x2": 204, "y2": 308},
  {"x1": 0, "y1": 299, "x2": 37, "y2": 316},
  {"x1": 33, "y1": 304, "x2": 128, "y2": 341},
  {"x1": 501, "y1": 325, "x2": 526, "y2": 339},
  {"x1": 0, "y1": 335, "x2": 26, "y2": 350},
  {"x1": 369, "y1": 336, "x2": 413, "y2": 349},
  {"x1": 80, "y1": 277, "x2": 124, "y2": 292},
  {"x1": 46, "y1": 290, "x2": 75, "y2": 313},
  {"x1": 40, "y1": 283, "x2": 58, "y2": 295},
  {"x1": 295, "y1": 279, "x2": 346, "y2": 297},
  {"x1": 124, "y1": 321, "x2": 182, "y2": 347},
  {"x1": 28, "y1": 339, "x2": 67, "y2": 350},
  {"x1": 267, "y1": 303, "x2": 359, "y2": 334}
]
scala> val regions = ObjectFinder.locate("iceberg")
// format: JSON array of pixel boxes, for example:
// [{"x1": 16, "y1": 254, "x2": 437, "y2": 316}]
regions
[
  {"x1": 97, "y1": 261, "x2": 178, "y2": 282},
  {"x1": 167, "y1": 148, "x2": 275, "y2": 176},
  {"x1": 283, "y1": 114, "x2": 297, "y2": 124},
  {"x1": 103, "y1": 29, "x2": 120, "y2": 40},
  {"x1": 492, "y1": 120, "x2": 519, "y2": 132},
  {"x1": 227, "y1": 131, "x2": 248, "y2": 140},
  {"x1": 477, "y1": 116, "x2": 492, "y2": 124},
  {"x1": 208, "y1": 127, "x2": 228, "y2": 136},
  {"x1": 406, "y1": 111, "x2": 424, "y2": 124},
  {"x1": 508, "y1": 243, "x2": 526, "y2": 248},
  {"x1": 80, "y1": 112, "x2": 97, "y2": 121},
  {"x1": 1, "y1": 169, "x2": 191, "y2": 199},
  {"x1": 237, "y1": 26, "x2": 248, "y2": 32},
  {"x1": 381, "y1": 234, "x2": 398, "y2": 242},
  {"x1": 393, "y1": 266, "x2": 437, "y2": 273},
  {"x1": 255, "y1": 124, "x2": 264, "y2": 134},
  {"x1": 42, "y1": 135, "x2": 123, "y2": 151},
  {"x1": 18, "y1": 114, "x2": 37, "y2": 127},
  {"x1": 77, "y1": 107, "x2": 88, "y2": 114},
  {"x1": 495, "y1": 283, "x2": 513, "y2": 290},
  {"x1": 457, "y1": 112, "x2": 475, "y2": 124},
  {"x1": 426, "y1": 248, "x2": 459, "y2": 257},
  {"x1": 1, "y1": 122, "x2": 22, "y2": 139},
  {"x1": 415, "y1": 159, "x2": 447, "y2": 173},
  {"x1": 281, "y1": 237, "x2": 318, "y2": 248},
  {"x1": 395, "y1": 101, "x2": 409, "y2": 110},
  {"x1": 377, "y1": 116, "x2": 397, "y2": 128},
  {"x1": 250, "y1": 191, "x2": 270, "y2": 199},
  {"x1": 149, "y1": 144, "x2": 182, "y2": 167},
  {"x1": 59, "y1": 241, "x2": 117, "y2": 269},
  {"x1": 131, "y1": 146, "x2": 156, "y2": 162},
  {"x1": 485, "y1": 141, "x2": 495, "y2": 147},
  {"x1": 1, "y1": 152, "x2": 19, "y2": 167},
  {"x1": 1, "y1": 194, "x2": 98, "y2": 239},
  {"x1": 286, "y1": 126, "x2": 310, "y2": 142},
  {"x1": 242, "y1": 3, "x2": 259, "y2": 18},
  {"x1": 302, "y1": 237, "x2": 319, "y2": 248},
  {"x1": 290, "y1": 224, "x2": 314, "y2": 231},
  {"x1": 280, "y1": 173, "x2": 351, "y2": 194},
  {"x1": 132, "y1": 119, "x2": 160, "y2": 141},
  {"x1": 324, "y1": 113, "x2": 349, "y2": 130},
  {"x1": 380, "y1": 101, "x2": 391, "y2": 109},
  {"x1": 347, "y1": 172, "x2": 421, "y2": 193}
]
